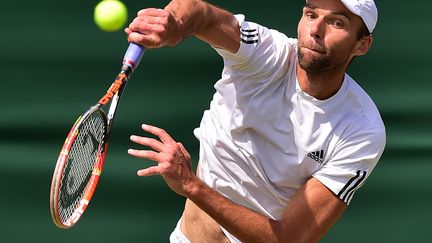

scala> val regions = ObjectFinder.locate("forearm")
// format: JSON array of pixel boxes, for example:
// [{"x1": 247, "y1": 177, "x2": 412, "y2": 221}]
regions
[
  {"x1": 164, "y1": 0, "x2": 209, "y2": 37},
  {"x1": 164, "y1": 0, "x2": 240, "y2": 52},
  {"x1": 187, "y1": 179, "x2": 287, "y2": 243}
]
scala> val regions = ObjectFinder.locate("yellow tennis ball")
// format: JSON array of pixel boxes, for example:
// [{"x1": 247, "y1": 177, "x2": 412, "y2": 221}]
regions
[{"x1": 94, "y1": 0, "x2": 128, "y2": 32}]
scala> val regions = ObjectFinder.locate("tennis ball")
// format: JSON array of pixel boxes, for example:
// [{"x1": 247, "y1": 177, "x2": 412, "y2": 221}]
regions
[{"x1": 94, "y1": 0, "x2": 128, "y2": 32}]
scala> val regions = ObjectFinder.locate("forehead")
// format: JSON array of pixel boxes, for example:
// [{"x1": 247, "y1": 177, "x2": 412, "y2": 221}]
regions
[{"x1": 304, "y1": 0, "x2": 354, "y2": 19}]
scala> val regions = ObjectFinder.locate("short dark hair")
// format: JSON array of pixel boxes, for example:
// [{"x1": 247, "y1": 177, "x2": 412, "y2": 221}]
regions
[{"x1": 357, "y1": 21, "x2": 371, "y2": 39}]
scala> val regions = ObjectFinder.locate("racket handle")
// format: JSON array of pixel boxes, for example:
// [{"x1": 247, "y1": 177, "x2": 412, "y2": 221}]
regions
[{"x1": 122, "y1": 43, "x2": 145, "y2": 72}]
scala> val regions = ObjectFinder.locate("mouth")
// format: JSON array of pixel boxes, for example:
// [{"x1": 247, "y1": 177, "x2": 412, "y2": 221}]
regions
[{"x1": 303, "y1": 46, "x2": 326, "y2": 54}]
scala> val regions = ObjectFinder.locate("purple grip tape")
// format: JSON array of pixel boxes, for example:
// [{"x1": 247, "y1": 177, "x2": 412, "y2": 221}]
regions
[{"x1": 122, "y1": 43, "x2": 145, "y2": 71}]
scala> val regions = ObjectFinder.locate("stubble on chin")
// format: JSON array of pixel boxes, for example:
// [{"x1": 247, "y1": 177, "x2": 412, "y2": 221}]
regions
[{"x1": 297, "y1": 46, "x2": 331, "y2": 75}]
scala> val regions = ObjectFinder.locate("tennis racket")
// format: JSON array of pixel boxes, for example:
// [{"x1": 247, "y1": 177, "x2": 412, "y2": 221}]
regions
[{"x1": 50, "y1": 43, "x2": 145, "y2": 229}]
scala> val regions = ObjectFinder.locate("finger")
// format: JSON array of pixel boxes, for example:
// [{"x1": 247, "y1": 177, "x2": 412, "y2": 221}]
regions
[
  {"x1": 137, "y1": 8, "x2": 168, "y2": 17},
  {"x1": 137, "y1": 166, "x2": 161, "y2": 177},
  {"x1": 128, "y1": 20, "x2": 152, "y2": 35},
  {"x1": 129, "y1": 22, "x2": 166, "y2": 35},
  {"x1": 144, "y1": 15, "x2": 169, "y2": 26},
  {"x1": 127, "y1": 32, "x2": 161, "y2": 48},
  {"x1": 128, "y1": 149, "x2": 161, "y2": 162},
  {"x1": 141, "y1": 124, "x2": 176, "y2": 144},
  {"x1": 130, "y1": 135, "x2": 166, "y2": 152}
]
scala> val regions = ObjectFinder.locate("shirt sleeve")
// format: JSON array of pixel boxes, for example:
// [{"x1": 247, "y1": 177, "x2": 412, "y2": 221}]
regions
[
  {"x1": 213, "y1": 14, "x2": 297, "y2": 77},
  {"x1": 313, "y1": 125, "x2": 386, "y2": 205}
]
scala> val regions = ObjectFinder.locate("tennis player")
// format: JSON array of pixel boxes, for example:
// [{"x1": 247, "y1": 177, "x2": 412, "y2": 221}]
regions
[{"x1": 126, "y1": 0, "x2": 386, "y2": 242}]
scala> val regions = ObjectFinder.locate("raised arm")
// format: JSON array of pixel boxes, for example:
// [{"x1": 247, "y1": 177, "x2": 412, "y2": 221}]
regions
[{"x1": 125, "y1": 0, "x2": 240, "y2": 53}]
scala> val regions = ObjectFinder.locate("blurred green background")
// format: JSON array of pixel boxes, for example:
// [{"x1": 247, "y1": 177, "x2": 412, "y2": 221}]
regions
[{"x1": 1, "y1": 0, "x2": 431, "y2": 242}]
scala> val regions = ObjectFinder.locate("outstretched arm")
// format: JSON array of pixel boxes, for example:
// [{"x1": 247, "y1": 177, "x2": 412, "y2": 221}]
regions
[
  {"x1": 128, "y1": 124, "x2": 347, "y2": 243},
  {"x1": 125, "y1": 0, "x2": 240, "y2": 53}
]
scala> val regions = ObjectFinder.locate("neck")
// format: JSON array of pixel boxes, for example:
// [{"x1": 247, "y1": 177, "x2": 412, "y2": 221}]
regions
[{"x1": 296, "y1": 64, "x2": 346, "y2": 100}]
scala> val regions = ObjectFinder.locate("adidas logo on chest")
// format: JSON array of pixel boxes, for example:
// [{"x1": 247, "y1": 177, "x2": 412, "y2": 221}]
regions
[{"x1": 307, "y1": 150, "x2": 324, "y2": 163}]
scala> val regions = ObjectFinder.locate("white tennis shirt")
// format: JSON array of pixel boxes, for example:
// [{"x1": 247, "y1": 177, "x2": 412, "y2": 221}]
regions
[{"x1": 193, "y1": 14, "x2": 386, "y2": 241}]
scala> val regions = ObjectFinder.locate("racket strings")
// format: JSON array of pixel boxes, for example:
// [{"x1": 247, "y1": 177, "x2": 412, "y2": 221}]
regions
[{"x1": 58, "y1": 112, "x2": 106, "y2": 223}]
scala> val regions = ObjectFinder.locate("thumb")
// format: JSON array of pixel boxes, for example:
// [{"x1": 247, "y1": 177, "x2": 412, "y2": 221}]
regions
[{"x1": 177, "y1": 142, "x2": 191, "y2": 159}]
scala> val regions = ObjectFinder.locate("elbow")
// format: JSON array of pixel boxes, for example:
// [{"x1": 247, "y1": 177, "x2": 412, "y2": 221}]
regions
[{"x1": 270, "y1": 219, "x2": 320, "y2": 243}]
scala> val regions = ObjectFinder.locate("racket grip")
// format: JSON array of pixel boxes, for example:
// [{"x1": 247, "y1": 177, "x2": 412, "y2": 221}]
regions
[{"x1": 122, "y1": 43, "x2": 145, "y2": 72}]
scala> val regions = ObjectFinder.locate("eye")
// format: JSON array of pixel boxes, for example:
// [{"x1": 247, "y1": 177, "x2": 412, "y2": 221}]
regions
[
  {"x1": 330, "y1": 19, "x2": 344, "y2": 29},
  {"x1": 305, "y1": 12, "x2": 317, "y2": 20}
]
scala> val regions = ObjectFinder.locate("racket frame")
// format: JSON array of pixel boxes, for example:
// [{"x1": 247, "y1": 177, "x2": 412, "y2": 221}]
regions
[{"x1": 50, "y1": 106, "x2": 108, "y2": 228}]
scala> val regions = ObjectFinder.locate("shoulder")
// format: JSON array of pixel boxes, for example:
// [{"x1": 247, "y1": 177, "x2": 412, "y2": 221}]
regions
[
  {"x1": 330, "y1": 76, "x2": 386, "y2": 167},
  {"x1": 344, "y1": 74, "x2": 385, "y2": 130},
  {"x1": 215, "y1": 14, "x2": 298, "y2": 69}
]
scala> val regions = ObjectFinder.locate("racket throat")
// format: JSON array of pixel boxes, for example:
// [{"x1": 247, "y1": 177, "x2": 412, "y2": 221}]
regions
[{"x1": 98, "y1": 70, "x2": 130, "y2": 106}]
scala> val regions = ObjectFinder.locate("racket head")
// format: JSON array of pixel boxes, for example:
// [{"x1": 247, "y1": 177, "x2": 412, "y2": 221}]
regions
[{"x1": 50, "y1": 105, "x2": 108, "y2": 228}]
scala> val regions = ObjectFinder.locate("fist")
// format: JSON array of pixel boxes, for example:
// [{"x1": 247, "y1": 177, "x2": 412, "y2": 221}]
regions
[{"x1": 125, "y1": 8, "x2": 184, "y2": 48}]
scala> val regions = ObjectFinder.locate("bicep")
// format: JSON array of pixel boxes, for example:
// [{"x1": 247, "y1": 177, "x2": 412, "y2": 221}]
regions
[{"x1": 278, "y1": 177, "x2": 347, "y2": 243}]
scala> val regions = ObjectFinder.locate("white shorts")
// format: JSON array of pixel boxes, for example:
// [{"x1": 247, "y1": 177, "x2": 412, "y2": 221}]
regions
[{"x1": 169, "y1": 218, "x2": 191, "y2": 243}]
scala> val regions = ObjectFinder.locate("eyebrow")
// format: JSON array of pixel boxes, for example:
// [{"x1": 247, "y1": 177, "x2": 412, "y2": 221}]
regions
[
  {"x1": 304, "y1": 2, "x2": 316, "y2": 9},
  {"x1": 303, "y1": 2, "x2": 351, "y2": 20}
]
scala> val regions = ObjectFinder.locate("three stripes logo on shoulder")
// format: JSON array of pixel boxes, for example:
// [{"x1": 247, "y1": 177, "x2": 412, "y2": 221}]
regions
[
  {"x1": 241, "y1": 28, "x2": 259, "y2": 44},
  {"x1": 307, "y1": 150, "x2": 324, "y2": 163},
  {"x1": 337, "y1": 170, "x2": 367, "y2": 204}
]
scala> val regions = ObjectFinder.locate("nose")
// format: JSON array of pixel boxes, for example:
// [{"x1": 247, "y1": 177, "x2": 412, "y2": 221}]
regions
[{"x1": 310, "y1": 18, "x2": 325, "y2": 40}]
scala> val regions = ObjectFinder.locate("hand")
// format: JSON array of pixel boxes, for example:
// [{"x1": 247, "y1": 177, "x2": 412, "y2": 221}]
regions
[
  {"x1": 125, "y1": 8, "x2": 184, "y2": 48},
  {"x1": 128, "y1": 124, "x2": 197, "y2": 197}
]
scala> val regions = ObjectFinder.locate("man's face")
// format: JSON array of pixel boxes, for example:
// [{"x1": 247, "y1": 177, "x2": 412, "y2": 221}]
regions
[{"x1": 297, "y1": 0, "x2": 366, "y2": 74}]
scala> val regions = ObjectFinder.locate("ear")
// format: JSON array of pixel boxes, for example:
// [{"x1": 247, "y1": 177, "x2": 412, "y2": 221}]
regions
[{"x1": 353, "y1": 35, "x2": 373, "y2": 56}]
